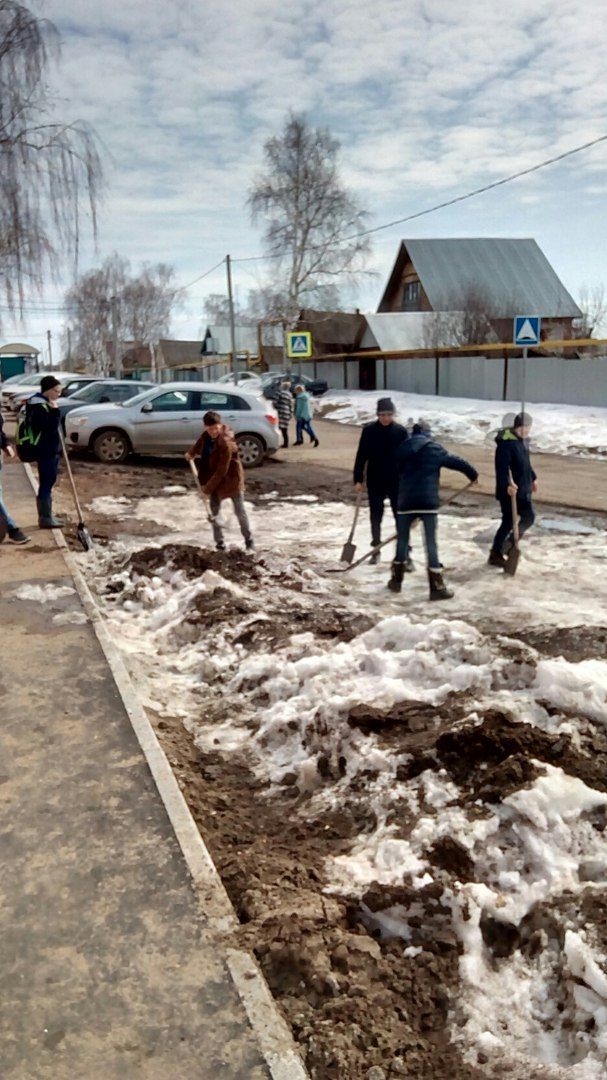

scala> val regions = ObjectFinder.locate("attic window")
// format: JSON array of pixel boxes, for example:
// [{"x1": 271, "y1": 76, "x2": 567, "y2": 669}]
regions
[{"x1": 402, "y1": 280, "x2": 421, "y2": 311}]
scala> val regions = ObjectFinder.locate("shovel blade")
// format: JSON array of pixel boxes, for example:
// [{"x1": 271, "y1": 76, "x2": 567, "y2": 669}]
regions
[
  {"x1": 503, "y1": 546, "x2": 520, "y2": 576},
  {"x1": 77, "y1": 523, "x2": 94, "y2": 552},
  {"x1": 340, "y1": 540, "x2": 357, "y2": 564}
]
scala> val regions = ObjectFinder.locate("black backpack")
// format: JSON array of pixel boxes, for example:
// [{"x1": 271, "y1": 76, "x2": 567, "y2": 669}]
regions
[{"x1": 15, "y1": 402, "x2": 43, "y2": 462}]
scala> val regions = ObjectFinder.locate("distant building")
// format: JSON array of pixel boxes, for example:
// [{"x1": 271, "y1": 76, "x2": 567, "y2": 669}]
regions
[
  {"x1": 0, "y1": 342, "x2": 40, "y2": 379},
  {"x1": 377, "y1": 238, "x2": 582, "y2": 343},
  {"x1": 201, "y1": 324, "x2": 259, "y2": 360}
]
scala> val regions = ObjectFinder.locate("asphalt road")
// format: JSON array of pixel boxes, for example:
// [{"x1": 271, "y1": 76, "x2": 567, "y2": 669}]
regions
[{"x1": 283, "y1": 418, "x2": 607, "y2": 514}]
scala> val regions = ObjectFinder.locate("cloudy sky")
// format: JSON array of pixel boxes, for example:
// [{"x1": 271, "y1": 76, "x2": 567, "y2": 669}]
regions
[{"x1": 5, "y1": 0, "x2": 607, "y2": 363}]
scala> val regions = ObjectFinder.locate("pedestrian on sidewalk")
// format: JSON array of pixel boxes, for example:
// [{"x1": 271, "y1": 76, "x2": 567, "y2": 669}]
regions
[
  {"x1": 22, "y1": 375, "x2": 65, "y2": 529},
  {"x1": 0, "y1": 413, "x2": 30, "y2": 544},
  {"x1": 353, "y1": 397, "x2": 409, "y2": 566},
  {"x1": 185, "y1": 410, "x2": 254, "y2": 552},
  {"x1": 293, "y1": 385, "x2": 319, "y2": 446},
  {"x1": 489, "y1": 412, "x2": 537, "y2": 567},
  {"x1": 389, "y1": 422, "x2": 478, "y2": 600},
  {"x1": 275, "y1": 380, "x2": 293, "y2": 448}
]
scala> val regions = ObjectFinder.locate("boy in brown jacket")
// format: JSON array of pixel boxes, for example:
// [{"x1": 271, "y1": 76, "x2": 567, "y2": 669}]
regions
[{"x1": 185, "y1": 410, "x2": 254, "y2": 551}]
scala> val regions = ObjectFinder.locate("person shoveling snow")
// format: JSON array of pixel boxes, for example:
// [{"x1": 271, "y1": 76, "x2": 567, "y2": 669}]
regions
[
  {"x1": 489, "y1": 411, "x2": 538, "y2": 569},
  {"x1": 185, "y1": 410, "x2": 255, "y2": 552},
  {"x1": 389, "y1": 422, "x2": 478, "y2": 600}
]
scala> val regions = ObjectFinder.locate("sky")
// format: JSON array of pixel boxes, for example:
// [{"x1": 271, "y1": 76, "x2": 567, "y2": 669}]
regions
[{"x1": 4, "y1": 0, "x2": 607, "y2": 365}]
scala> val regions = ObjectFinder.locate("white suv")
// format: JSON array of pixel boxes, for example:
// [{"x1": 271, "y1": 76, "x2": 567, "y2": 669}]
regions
[{"x1": 65, "y1": 381, "x2": 281, "y2": 468}]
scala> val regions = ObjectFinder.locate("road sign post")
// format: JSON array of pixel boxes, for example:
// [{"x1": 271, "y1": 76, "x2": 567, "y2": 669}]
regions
[{"x1": 514, "y1": 316, "x2": 541, "y2": 416}]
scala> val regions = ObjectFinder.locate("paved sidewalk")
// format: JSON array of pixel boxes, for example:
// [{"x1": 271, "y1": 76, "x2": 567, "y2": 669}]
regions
[{"x1": 0, "y1": 465, "x2": 275, "y2": 1079}]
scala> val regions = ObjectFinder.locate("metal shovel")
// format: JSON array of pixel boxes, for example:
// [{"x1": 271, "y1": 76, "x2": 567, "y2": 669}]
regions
[
  {"x1": 59, "y1": 431, "x2": 94, "y2": 551},
  {"x1": 503, "y1": 478, "x2": 520, "y2": 577},
  {"x1": 187, "y1": 459, "x2": 222, "y2": 525},
  {"x1": 340, "y1": 489, "x2": 363, "y2": 563}
]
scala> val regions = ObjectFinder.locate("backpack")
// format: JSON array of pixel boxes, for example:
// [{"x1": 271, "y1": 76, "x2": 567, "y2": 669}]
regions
[{"x1": 15, "y1": 402, "x2": 42, "y2": 462}]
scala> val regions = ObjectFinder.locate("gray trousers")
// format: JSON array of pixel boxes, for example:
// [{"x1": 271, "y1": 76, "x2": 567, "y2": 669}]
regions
[{"x1": 209, "y1": 492, "x2": 252, "y2": 547}]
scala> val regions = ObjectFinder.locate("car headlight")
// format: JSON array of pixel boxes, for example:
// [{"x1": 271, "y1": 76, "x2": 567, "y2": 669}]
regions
[{"x1": 73, "y1": 416, "x2": 89, "y2": 425}]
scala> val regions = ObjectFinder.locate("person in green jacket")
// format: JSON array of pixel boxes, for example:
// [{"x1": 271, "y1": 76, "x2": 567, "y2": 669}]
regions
[{"x1": 293, "y1": 385, "x2": 319, "y2": 447}]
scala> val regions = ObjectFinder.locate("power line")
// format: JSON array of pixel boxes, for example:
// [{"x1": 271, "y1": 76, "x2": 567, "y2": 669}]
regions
[{"x1": 232, "y1": 131, "x2": 607, "y2": 262}]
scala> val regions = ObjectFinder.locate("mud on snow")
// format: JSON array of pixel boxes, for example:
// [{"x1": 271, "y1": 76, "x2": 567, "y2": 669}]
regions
[{"x1": 59, "y1": 458, "x2": 607, "y2": 1080}]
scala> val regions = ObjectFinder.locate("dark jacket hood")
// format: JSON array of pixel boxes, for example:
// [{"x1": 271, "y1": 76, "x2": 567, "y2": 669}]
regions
[
  {"x1": 495, "y1": 427, "x2": 520, "y2": 446},
  {"x1": 399, "y1": 433, "x2": 432, "y2": 460}
]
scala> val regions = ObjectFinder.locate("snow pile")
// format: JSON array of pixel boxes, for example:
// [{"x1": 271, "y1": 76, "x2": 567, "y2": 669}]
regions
[
  {"x1": 12, "y1": 583, "x2": 76, "y2": 602},
  {"x1": 87, "y1": 487, "x2": 607, "y2": 1078},
  {"x1": 322, "y1": 390, "x2": 607, "y2": 458}
]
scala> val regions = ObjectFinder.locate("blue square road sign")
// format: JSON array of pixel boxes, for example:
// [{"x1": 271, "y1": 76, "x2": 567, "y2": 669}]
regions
[{"x1": 514, "y1": 316, "x2": 541, "y2": 347}]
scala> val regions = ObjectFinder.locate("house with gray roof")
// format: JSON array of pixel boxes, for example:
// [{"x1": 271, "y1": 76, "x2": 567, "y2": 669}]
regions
[{"x1": 377, "y1": 238, "x2": 582, "y2": 344}]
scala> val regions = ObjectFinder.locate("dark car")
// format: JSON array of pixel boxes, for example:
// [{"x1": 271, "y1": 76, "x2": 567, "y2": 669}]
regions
[
  {"x1": 261, "y1": 371, "x2": 328, "y2": 401},
  {"x1": 57, "y1": 379, "x2": 155, "y2": 429}
]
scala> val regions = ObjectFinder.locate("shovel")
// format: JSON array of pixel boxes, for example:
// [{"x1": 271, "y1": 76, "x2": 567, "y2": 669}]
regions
[
  {"x1": 503, "y1": 476, "x2": 520, "y2": 577},
  {"x1": 327, "y1": 479, "x2": 476, "y2": 574},
  {"x1": 340, "y1": 489, "x2": 363, "y2": 563},
  {"x1": 59, "y1": 431, "x2": 94, "y2": 551},
  {"x1": 187, "y1": 458, "x2": 222, "y2": 526}
]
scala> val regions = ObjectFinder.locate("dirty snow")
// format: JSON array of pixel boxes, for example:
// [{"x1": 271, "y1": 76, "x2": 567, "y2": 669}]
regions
[
  {"x1": 83, "y1": 485, "x2": 607, "y2": 1077},
  {"x1": 12, "y1": 583, "x2": 76, "y2": 603},
  {"x1": 322, "y1": 390, "x2": 607, "y2": 459}
]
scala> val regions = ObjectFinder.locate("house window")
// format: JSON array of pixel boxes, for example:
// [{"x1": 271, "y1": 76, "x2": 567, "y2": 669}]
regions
[{"x1": 402, "y1": 280, "x2": 421, "y2": 311}]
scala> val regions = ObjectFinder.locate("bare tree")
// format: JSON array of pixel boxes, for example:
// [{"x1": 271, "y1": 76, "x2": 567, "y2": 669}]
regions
[
  {"x1": 577, "y1": 284, "x2": 607, "y2": 337},
  {"x1": 0, "y1": 0, "x2": 102, "y2": 317},
  {"x1": 64, "y1": 255, "x2": 178, "y2": 373},
  {"x1": 422, "y1": 286, "x2": 497, "y2": 350},
  {"x1": 248, "y1": 113, "x2": 371, "y2": 324}
]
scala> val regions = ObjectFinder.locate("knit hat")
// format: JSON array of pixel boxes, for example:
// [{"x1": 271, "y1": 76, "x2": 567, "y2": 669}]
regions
[
  {"x1": 376, "y1": 397, "x2": 395, "y2": 414},
  {"x1": 412, "y1": 421, "x2": 431, "y2": 435},
  {"x1": 513, "y1": 411, "x2": 532, "y2": 429},
  {"x1": 40, "y1": 375, "x2": 61, "y2": 392}
]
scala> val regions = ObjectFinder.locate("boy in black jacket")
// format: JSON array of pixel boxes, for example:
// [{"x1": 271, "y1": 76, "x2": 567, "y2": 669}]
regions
[
  {"x1": 353, "y1": 397, "x2": 410, "y2": 565},
  {"x1": 489, "y1": 412, "x2": 537, "y2": 567},
  {"x1": 25, "y1": 375, "x2": 65, "y2": 528},
  {"x1": 389, "y1": 423, "x2": 478, "y2": 600}
]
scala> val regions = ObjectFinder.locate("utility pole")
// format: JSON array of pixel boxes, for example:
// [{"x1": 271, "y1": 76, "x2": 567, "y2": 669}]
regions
[
  {"x1": 66, "y1": 327, "x2": 72, "y2": 372},
  {"x1": 226, "y1": 255, "x2": 238, "y2": 384},
  {"x1": 110, "y1": 296, "x2": 121, "y2": 379},
  {"x1": 47, "y1": 329, "x2": 53, "y2": 370}
]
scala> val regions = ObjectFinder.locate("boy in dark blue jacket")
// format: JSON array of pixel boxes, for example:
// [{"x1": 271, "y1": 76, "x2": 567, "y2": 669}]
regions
[
  {"x1": 389, "y1": 423, "x2": 478, "y2": 600},
  {"x1": 489, "y1": 412, "x2": 537, "y2": 567}
]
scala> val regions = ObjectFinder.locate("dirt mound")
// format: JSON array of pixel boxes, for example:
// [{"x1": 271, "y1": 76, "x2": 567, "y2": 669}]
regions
[
  {"x1": 517, "y1": 624, "x2": 607, "y2": 662},
  {"x1": 125, "y1": 543, "x2": 262, "y2": 585},
  {"x1": 233, "y1": 607, "x2": 373, "y2": 650}
]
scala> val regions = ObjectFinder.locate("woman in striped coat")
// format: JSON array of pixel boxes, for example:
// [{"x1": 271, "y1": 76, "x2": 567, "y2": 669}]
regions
[{"x1": 275, "y1": 380, "x2": 293, "y2": 448}]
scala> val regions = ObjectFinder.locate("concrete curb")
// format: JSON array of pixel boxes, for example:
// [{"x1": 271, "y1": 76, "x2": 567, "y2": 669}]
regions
[{"x1": 24, "y1": 464, "x2": 308, "y2": 1080}]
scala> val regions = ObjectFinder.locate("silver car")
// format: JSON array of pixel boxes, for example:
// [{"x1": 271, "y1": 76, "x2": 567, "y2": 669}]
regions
[{"x1": 65, "y1": 381, "x2": 281, "y2": 467}]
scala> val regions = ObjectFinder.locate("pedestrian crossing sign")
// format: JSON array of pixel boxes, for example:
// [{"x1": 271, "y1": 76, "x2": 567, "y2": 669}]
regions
[
  {"x1": 286, "y1": 331, "x2": 312, "y2": 358},
  {"x1": 514, "y1": 316, "x2": 541, "y2": 346}
]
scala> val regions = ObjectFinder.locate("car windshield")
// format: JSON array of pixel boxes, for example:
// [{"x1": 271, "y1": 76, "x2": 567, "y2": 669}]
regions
[
  {"x1": 68, "y1": 381, "x2": 107, "y2": 402},
  {"x1": 6, "y1": 372, "x2": 42, "y2": 386}
]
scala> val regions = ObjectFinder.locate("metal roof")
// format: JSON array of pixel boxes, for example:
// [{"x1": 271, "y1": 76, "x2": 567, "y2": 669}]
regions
[
  {"x1": 0, "y1": 342, "x2": 40, "y2": 355},
  {"x1": 362, "y1": 312, "x2": 466, "y2": 350},
  {"x1": 202, "y1": 325, "x2": 259, "y2": 356},
  {"x1": 378, "y1": 239, "x2": 582, "y2": 318}
]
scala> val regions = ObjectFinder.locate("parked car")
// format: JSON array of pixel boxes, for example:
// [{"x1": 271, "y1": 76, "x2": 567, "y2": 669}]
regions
[
  {"x1": 260, "y1": 371, "x2": 329, "y2": 401},
  {"x1": 57, "y1": 379, "x2": 155, "y2": 427},
  {"x1": 65, "y1": 381, "x2": 280, "y2": 467},
  {"x1": 1, "y1": 371, "x2": 95, "y2": 412},
  {"x1": 217, "y1": 371, "x2": 263, "y2": 389}
]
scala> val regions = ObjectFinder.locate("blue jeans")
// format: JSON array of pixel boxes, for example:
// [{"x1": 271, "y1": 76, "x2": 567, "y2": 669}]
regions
[
  {"x1": 492, "y1": 494, "x2": 535, "y2": 553},
  {"x1": 296, "y1": 418, "x2": 317, "y2": 442},
  {"x1": 37, "y1": 456, "x2": 60, "y2": 501},
  {"x1": 0, "y1": 463, "x2": 16, "y2": 529},
  {"x1": 396, "y1": 512, "x2": 439, "y2": 568}
]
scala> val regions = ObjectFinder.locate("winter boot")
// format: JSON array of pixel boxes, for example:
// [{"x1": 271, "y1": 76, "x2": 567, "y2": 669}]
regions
[
  {"x1": 387, "y1": 561, "x2": 405, "y2": 593},
  {"x1": 404, "y1": 555, "x2": 415, "y2": 573},
  {"x1": 370, "y1": 546, "x2": 380, "y2": 565},
  {"x1": 488, "y1": 549, "x2": 506, "y2": 568},
  {"x1": 37, "y1": 498, "x2": 64, "y2": 529},
  {"x1": 245, "y1": 538, "x2": 255, "y2": 551},
  {"x1": 428, "y1": 567, "x2": 454, "y2": 601},
  {"x1": 312, "y1": 438, "x2": 319, "y2": 447}
]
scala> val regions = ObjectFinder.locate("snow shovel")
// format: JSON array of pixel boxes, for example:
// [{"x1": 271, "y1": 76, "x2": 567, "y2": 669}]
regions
[
  {"x1": 187, "y1": 459, "x2": 222, "y2": 526},
  {"x1": 59, "y1": 431, "x2": 94, "y2": 551},
  {"x1": 340, "y1": 489, "x2": 363, "y2": 563},
  {"x1": 503, "y1": 476, "x2": 520, "y2": 577},
  {"x1": 327, "y1": 479, "x2": 476, "y2": 575}
]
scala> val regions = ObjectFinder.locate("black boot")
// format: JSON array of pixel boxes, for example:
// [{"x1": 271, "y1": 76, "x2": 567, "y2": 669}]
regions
[
  {"x1": 387, "y1": 561, "x2": 405, "y2": 593},
  {"x1": 370, "y1": 545, "x2": 380, "y2": 565},
  {"x1": 404, "y1": 555, "x2": 415, "y2": 573},
  {"x1": 488, "y1": 549, "x2": 506, "y2": 568},
  {"x1": 37, "y1": 497, "x2": 64, "y2": 529},
  {"x1": 428, "y1": 567, "x2": 454, "y2": 601}
]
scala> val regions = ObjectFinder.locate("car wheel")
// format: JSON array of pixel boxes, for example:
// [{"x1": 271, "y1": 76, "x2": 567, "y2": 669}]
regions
[
  {"x1": 92, "y1": 428, "x2": 131, "y2": 464},
  {"x1": 236, "y1": 433, "x2": 265, "y2": 468}
]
